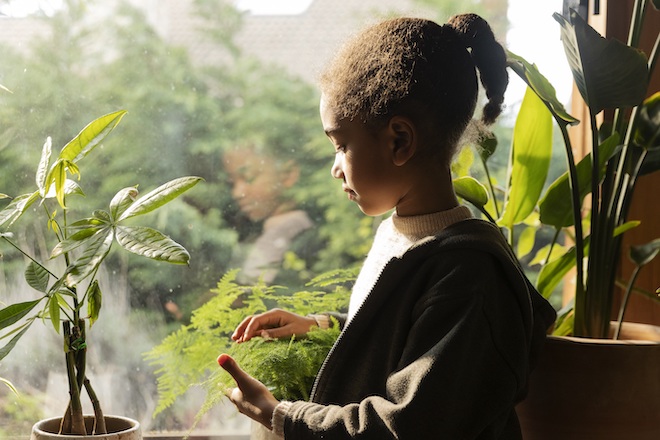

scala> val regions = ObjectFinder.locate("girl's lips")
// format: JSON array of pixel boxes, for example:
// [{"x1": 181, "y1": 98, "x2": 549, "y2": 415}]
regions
[{"x1": 343, "y1": 187, "x2": 357, "y2": 201}]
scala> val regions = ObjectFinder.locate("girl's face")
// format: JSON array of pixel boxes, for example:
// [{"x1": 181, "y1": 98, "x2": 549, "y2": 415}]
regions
[
  {"x1": 224, "y1": 147, "x2": 297, "y2": 222},
  {"x1": 320, "y1": 96, "x2": 404, "y2": 217}
]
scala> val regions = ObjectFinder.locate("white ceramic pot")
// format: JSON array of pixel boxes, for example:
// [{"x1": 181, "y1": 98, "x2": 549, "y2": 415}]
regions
[{"x1": 31, "y1": 415, "x2": 141, "y2": 440}]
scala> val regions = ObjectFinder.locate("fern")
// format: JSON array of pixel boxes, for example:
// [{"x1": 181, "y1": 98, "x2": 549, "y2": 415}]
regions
[{"x1": 145, "y1": 267, "x2": 355, "y2": 424}]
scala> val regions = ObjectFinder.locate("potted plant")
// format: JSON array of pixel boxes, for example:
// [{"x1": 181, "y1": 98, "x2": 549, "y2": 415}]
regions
[
  {"x1": 0, "y1": 110, "x2": 202, "y2": 438},
  {"x1": 455, "y1": 3, "x2": 659, "y2": 438},
  {"x1": 145, "y1": 268, "x2": 354, "y2": 438}
]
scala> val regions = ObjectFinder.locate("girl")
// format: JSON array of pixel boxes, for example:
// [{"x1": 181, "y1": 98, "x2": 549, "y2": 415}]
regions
[{"x1": 218, "y1": 14, "x2": 556, "y2": 439}]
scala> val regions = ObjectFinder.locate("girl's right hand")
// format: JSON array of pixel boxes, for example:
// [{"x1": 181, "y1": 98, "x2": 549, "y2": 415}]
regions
[{"x1": 231, "y1": 308, "x2": 318, "y2": 343}]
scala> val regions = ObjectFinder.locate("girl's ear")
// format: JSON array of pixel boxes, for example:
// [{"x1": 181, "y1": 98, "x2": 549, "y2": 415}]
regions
[{"x1": 388, "y1": 116, "x2": 416, "y2": 166}]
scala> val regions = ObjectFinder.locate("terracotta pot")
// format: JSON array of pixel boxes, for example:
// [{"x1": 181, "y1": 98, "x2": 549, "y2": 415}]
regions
[
  {"x1": 517, "y1": 322, "x2": 660, "y2": 440},
  {"x1": 31, "y1": 415, "x2": 141, "y2": 440}
]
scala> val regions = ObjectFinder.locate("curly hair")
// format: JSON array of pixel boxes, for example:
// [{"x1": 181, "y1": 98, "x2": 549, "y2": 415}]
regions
[{"x1": 319, "y1": 14, "x2": 508, "y2": 157}]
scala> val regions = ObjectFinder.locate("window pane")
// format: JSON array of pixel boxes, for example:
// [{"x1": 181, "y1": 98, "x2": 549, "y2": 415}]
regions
[{"x1": 0, "y1": 0, "x2": 568, "y2": 438}]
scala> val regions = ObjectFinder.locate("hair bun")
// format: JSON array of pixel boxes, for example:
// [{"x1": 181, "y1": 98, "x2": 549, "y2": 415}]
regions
[
  {"x1": 448, "y1": 13, "x2": 508, "y2": 124},
  {"x1": 448, "y1": 13, "x2": 490, "y2": 50}
]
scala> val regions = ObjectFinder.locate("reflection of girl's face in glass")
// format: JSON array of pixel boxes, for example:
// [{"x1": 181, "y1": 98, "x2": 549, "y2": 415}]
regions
[{"x1": 224, "y1": 148, "x2": 298, "y2": 222}]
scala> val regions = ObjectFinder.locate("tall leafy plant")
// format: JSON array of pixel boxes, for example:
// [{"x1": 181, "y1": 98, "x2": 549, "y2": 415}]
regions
[
  {"x1": 0, "y1": 111, "x2": 202, "y2": 435},
  {"x1": 458, "y1": 4, "x2": 659, "y2": 338}
]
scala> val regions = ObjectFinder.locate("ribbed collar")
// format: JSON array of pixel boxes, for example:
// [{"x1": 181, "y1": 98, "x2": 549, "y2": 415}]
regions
[{"x1": 391, "y1": 205, "x2": 472, "y2": 240}]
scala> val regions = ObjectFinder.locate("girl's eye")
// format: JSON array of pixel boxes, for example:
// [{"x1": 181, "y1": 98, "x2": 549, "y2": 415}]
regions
[{"x1": 335, "y1": 145, "x2": 346, "y2": 153}]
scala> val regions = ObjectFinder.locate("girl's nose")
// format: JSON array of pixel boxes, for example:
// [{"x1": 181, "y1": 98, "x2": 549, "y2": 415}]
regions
[{"x1": 331, "y1": 154, "x2": 343, "y2": 179}]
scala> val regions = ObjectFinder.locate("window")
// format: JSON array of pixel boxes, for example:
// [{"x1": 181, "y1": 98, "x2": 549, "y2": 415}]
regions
[{"x1": 0, "y1": 0, "x2": 569, "y2": 437}]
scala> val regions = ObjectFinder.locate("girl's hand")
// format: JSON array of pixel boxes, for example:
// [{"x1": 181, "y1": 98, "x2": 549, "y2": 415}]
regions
[
  {"x1": 231, "y1": 308, "x2": 317, "y2": 343},
  {"x1": 217, "y1": 354, "x2": 279, "y2": 429}
]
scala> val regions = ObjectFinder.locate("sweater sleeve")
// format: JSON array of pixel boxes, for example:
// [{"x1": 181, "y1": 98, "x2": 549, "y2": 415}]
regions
[{"x1": 279, "y1": 254, "x2": 529, "y2": 439}]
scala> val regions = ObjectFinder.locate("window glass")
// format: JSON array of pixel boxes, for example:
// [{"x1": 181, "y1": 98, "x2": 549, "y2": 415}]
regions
[{"x1": 0, "y1": 0, "x2": 569, "y2": 437}]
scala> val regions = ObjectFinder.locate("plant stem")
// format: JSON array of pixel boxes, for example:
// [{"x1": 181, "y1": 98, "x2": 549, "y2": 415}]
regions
[
  {"x1": 480, "y1": 155, "x2": 500, "y2": 218},
  {"x1": 614, "y1": 265, "x2": 641, "y2": 340},
  {"x1": 84, "y1": 378, "x2": 107, "y2": 434},
  {"x1": 1, "y1": 236, "x2": 58, "y2": 278},
  {"x1": 544, "y1": 228, "x2": 561, "y2": 265},
  {"x1": 557, "y1": 122, "x2": 586, "y2": 335},
  {"x1": 62, "y1": 321, "x2": 86, "y2": 435}
]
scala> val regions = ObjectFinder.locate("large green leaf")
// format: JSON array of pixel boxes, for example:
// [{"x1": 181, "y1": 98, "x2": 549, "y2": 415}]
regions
[
  {"x1": 58, "y1": 110, "x2": 127, "y2": 163},
  {"x1": 0, "y1": 321, "x2": 34, "y2": 362},
  {"x1": 36, "y1": 137, "x2": 52, "y2": 195},
  {"x1": 635, "y1": 92, "x2": 660, "y2": 151},
  {"x1": 539, "y1": 134, "x2": 621, "y2": 228},
  {"x1": 50, "y1": 227, "x2": 101, "y2": 259},
  {"x1": 629, "y1": 238, "x2": 660, "y2": 267},
  {"x1": 0, "y1": 300, "x2": 42, "y2": 330},
  {"x1": 25, "y1": 261, "x2": 50, "y2": 293},
  {"x1": 48, "y1": 293, "x2": 61, "y2": 333},
  {"x1": 498, "y1": 87, "x2": 553, "y2": 229},
  {"x1": 537, "y1": 221, "x2": 639, "y2": 297},
  {"x1": 109, "y1": 187, "x2": 138, "y2": 221},
  {"x1": 87, "y1": 280, "x2": 102, "y2": 326},
  {"x1": 554, "y1": 10, "x2": 649, "y2": 113},
  {"x1": 65, "y1": 227, "x2": 114, "y2": 286},
  {"x1": 0, "y1": 191, "x2": 40, "y2": 230},
  {"x1": 453, "y1": 176, "x2": 489, "y2": 209},
  {"x1": 115, "y1": 226, "x2": 190, "y2": 264},
  {"x1": 118, "y1": 176, "x2": 203, "y2": 221},
  {"x1": 507, "y1": 50, "x2": 579, "y2": 127}
]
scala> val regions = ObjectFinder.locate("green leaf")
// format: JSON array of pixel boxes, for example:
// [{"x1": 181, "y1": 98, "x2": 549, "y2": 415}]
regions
[
  {"x1": 87, "y1": 280, "x2": 102, "y2": 326},
  {"x1": 0, "y1": 377, "x2": 19, "y2": 395},
  {"x1": 539, "y1": 134, "x2": 621, "y2": 228},
  {"x1": 554, "y1": 10, "x2": 649, "y2": 113},
  {"x1": 43, "y1": 179, "x2": 85, "y2": 199},
  {"x1": 635, "y1": 92, "x2": 660, "y2": 151},
  {"x1": 0, "y1": 300, "x2": 42, "y2": 330},
  {"x1": 529, "y1": 243, "x2": 568, "y2": 266},
  {"x1": 49, "y1": 160, "x2": 67, "y2": 208},
  {"x1": 0, "y1": 191, "x2": 40, "y2": 230},
  {"x1": 66, "y1": 227, "x2": 114, "y2": 286},
  {"x1": 48, "y1": 293, "x2": 61, "y2": 333},
  {"x1": 36, "y1": 137, "x2": 52, "y2": 195},
  {"x1": 507, "y1": 50, "x2": 579, "y2": 127},
  {"x1": 478, "y1": 131, "x2": 498, "y2": 162},
  {"x1": 115, "y1": 226, "x2": 190, "y2": 264},
  {"x1": 517, "y1": 225, "x2": 537, "y2": 259},
  {"x1": 25, "y1": 261, "x2": 50, "y2": 292},
  {"x1": 536, "y1": 221, "x2": 639, "y2": 297},
  {"x1": 118, "y1": 176, "x2": 203, "y2": 221},
  {"x1": 629, "y1": 238, "x2": 660, "y2": 267},
  {"x1": 498, "y1": 87, "x2": 553, "y2": 229},
  {"x1": 109, "y1": 187, "x2": 138, "y2": 221},
  {"x1": 58, "y1": 110, "x2": 127, "y2": 163},
  {"x1": 537, "y1": 244, "x2": 579, "y2": 299},
  {"x1": 0, "y1": 321, "x2": 34, "y2": 362},
  {"x1": 453, "y1": 176, "x2": 489, "y2": 208},
  {"x1": 50, "y1": 227, "x2": 102, "y2": 259}
]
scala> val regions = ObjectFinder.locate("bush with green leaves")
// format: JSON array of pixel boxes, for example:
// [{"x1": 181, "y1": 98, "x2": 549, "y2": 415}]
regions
[
  {"x1": 0, "y1": 111, "x2": 202, "y2": 435},
  {"x1": 146, "y1": 268, "x2": 355, "y2": 429}
]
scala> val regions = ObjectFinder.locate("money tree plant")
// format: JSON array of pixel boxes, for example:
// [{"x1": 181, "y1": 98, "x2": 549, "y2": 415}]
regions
[{"x1": 0, "y1": 110, "x2": 202, "y2": 435}]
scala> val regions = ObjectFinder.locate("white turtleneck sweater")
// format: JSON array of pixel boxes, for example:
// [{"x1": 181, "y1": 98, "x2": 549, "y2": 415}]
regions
[{"x1": 346, "y1": 205, "x2": 473, "y2": 324}]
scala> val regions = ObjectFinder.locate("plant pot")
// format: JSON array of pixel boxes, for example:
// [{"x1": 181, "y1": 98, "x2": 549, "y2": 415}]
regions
[
  {"x1": 31, "y1": 415, "x2": 141, "y2": 440},
  {"x1": 517, "y1": 322, "x2": 660, "y2": 440}
]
